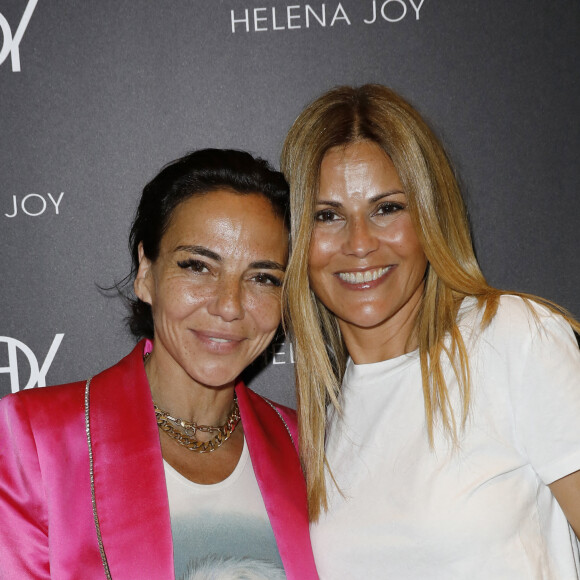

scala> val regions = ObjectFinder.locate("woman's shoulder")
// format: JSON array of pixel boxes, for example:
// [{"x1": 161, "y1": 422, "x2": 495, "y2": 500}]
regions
[
  {"x1": 459, "y1": 293, "x2": 577, "y2": 347},
  {"x1": 0, "y1": 342, "x2": 145, "y2": 417},
  {"x1": 0, "y1": 380, "x2": 87, "y2": 445},
  {"x1": 0, "y1": 379, "x2": 86, "y2": 414},
  {"x1": 239, "y1": 385, "x2": 298, "y2": 447},
  {"x1": 262, "y1": 397, "x2": 297, "y2": 421},
  {"x1": 493, "y1": 294, "x2": 573, "y2": 335},
  {"x1": 248, "y1": 389, "x2": 297, "y2": 425},
  {"x1": 262, "y1": 398, "x2": 298, "y2": 452},
  {"x1": 0, "y1": 381, "x2": 86, "y2": 429},
  {"x1": 239, "y1": 384, "x2": 296, "y2": 418},
  {"x1": 265, "y1": 399, "x2": 297, "y2": 431}
]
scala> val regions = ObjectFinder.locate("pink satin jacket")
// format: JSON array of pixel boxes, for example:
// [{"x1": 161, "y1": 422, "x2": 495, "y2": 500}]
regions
[{"x1": 0, "y1": 341, "x2": 318, "y2": 579}]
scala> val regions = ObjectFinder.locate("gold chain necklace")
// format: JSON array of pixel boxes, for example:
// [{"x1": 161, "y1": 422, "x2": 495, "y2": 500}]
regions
[
  {"x1": 154, "y1": 398, "x2": 240, "y2": 453},
  {"x1": 144, "y1": 352, "x2": 241, "y2": 453}
]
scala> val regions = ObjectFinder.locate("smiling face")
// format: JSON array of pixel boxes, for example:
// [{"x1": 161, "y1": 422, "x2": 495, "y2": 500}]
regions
[
  {"x1": 309, "y1": 140, "x2": 428, "y2": 362},
  {"x1": 135, "y1": 189, "x2": 288, "y2": 390}
]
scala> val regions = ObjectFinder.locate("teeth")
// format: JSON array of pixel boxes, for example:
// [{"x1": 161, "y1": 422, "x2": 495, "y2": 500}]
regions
[
  {"x1": 208, "y1": 337, "x2": 232, "y2": 343},
  {"x1": 338, "y1": 267, "x2": 390, "y2": 285}
]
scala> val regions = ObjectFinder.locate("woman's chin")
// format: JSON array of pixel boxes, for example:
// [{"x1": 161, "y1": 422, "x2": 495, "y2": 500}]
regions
[{"x1": 189, "y1": 369, "x2": 241, "y2": 390}]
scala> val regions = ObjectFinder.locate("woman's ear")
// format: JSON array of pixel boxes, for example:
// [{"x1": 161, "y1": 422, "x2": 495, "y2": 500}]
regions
[{"x1": 134, "y1": 242, "x2": 154, "y2": 305}]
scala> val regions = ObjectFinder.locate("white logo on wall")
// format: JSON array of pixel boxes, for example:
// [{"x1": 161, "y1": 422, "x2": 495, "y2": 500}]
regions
[
  {"x1": 5, "y1": 192, "x2": 64, "y2": 218},
  {"x1": 271, "y1": 340, "x2": 294, "y2": 365},
  {"x1": 260, "y1": 340, "x2": 294, "y2": 365},
  {"x1": 230, "y1": 1, "x2": 426, "y2": 33},
  {"x1": 0, "y1": 0, "x2": 38, "y2": 72},
  {"x1": 0, "y1": 335, "x2": 64, "y2": 393}
]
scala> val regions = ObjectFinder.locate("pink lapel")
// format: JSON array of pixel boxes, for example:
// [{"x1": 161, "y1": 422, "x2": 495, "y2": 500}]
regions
[
  {"x1": 236, "y1": 383, "x2": 318, "y2": 580},
  {"x1": 87, "y1": 341, "x2": 175, "y2": 579}
]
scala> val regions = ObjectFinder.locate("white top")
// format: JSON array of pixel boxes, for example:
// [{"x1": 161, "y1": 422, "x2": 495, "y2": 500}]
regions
[
  {"x1": 311, "y1": 296, "x2": 580, "y2": 579},
  {"x1": 164, "y1": 437, "x2": 285, "y2": 580}
]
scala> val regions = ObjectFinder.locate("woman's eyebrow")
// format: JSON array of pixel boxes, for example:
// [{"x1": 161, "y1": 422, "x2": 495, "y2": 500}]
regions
[
  {"x1": 250, "y1": 260, "x2": 286, "y2": 271},
  {"x1": 174, "y1": 246, "x2": 285, "y2": 272},
  {"x1": 369, "y1": 190, "x2": 405, "y2": 202},
  {"x1": 315, "y1": 199, "x2": 342, "y2": 208},
  {"x1": 315, "y1": 190, "x2": 405, "y2": 207},
  {"x1": 174, "y1": 245, "x2": 221, "y2": 262}
]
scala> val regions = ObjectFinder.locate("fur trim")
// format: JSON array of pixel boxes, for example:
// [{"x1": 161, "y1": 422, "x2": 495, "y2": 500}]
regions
[{"x1": 181, "y1": 554, "x2": 286, "y2": 580}]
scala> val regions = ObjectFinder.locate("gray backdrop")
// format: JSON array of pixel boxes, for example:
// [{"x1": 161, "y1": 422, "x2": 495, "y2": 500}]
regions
[{"x1": 1, "y1": 0, "x2": 579, "y2": 406}]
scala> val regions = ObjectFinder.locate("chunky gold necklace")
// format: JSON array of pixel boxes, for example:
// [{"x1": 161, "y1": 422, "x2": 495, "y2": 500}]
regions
[
  {"x1": 154, "y1": 398, "x2": 240, "y2": 453},
  {"x1": 144, "y1": 352, "x2": 241, "y2": 453}
]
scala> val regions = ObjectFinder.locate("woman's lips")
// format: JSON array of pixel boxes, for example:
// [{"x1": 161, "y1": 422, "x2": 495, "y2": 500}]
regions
[
  {"x1": 193, "y1": 330, "x2": 246, "y2": 351},
  {"x1": 337, "y1": 266, "x2": 392, "y2": 285}
]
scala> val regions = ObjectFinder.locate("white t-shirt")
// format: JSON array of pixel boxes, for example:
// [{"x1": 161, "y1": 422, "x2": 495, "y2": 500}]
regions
[
  {"x1": 165, "y1": 437, "x2": 285, "y2": 580},
  {"x1": 311, "y1": 296, "x2": 580, "y2": 579}
]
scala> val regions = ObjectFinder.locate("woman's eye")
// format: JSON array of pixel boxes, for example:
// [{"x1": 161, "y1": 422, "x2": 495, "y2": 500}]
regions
[
  {"x1": 314, "y1": 209, "x2": 339, "y2": 222},
  {"x1": 375, "y1": 202, "x2": 405, "y2": 216},
  {"x1": 252, "y1": 273, "x2": 283, "y2": 287},
  {"x1": 177, "y1": 259, "x2": 209, "y2": 273}
]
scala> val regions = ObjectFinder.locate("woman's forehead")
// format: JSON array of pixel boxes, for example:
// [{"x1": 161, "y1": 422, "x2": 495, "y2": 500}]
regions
[{"x1": 161, "y1": 191, "x2": 289, "y2": 258}]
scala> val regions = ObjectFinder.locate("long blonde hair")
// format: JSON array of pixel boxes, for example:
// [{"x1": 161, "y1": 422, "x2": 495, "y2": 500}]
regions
[{"x1": 281, "y1": 84, "x2": 580, "y2": 521}]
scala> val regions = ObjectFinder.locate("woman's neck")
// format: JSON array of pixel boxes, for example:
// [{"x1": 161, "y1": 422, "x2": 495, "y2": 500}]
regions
[
  {"x1": 144, "y1": 350, "x2": 236, "y2": 427},
  {"x1": 340, "y1": 290, "x2": 422, "y2": 364}
]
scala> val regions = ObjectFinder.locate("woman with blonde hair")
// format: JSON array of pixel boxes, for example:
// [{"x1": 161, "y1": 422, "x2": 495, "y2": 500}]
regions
[{"x1": 281, "y1": 84, "x2": 580, "y2": 578}]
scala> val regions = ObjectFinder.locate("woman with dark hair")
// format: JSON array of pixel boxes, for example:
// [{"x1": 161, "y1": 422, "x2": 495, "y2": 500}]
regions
[
  {"x1": 0, "y1": 149, "x2": 318, "y2": 579},
  {"x1": 282, "y1": 85, "x2": 580, "y2": 578}
]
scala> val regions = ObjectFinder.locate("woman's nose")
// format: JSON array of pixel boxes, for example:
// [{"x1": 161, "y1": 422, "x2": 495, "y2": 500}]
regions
[
  {"x1": 342, "y1": 218, "x2": 379, "y2": 257},
  {"x1": 207, "y1": 277, "x2": 245, "y2": 322}
]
